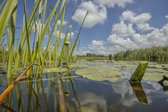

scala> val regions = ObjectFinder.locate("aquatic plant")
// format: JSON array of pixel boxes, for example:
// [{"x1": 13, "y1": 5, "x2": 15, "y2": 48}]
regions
[
  {"x1": 0, "y1": 64, "x2": 34, "y2": 104},
  {"x1": 129, "y1": 61, "x2": 148, "y2": 82},
  {"x1": 0, "y1": 0, "x2": 87, "y2": 78}
]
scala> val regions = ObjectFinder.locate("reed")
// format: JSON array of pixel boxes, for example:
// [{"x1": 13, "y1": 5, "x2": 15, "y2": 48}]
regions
[{"x1": 0, "y1": 0, "x2": 87, "y2": 78}]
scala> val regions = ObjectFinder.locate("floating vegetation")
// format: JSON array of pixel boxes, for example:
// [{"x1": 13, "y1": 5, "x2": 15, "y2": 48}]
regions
[
  {"x1": 75, "y1": 62, "x2": 121, "y2": 82},
  {"x1": 0, "y1": 60, "x2": 168, "y2": 111},
  {"x1": 74, "y1": 61, "x2": 168, "y2": 82},
  {"x1": 43, "y1": 67, "x2": 67, "y2": 73}
]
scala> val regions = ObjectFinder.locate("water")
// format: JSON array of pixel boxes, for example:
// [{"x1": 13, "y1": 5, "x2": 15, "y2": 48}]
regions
[{"x1": 0, "y1": 61, "x2": 168, "y2": 112}]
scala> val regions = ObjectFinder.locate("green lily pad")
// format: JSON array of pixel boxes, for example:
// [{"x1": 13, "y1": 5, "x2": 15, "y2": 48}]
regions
[
  {"x1": 74, "y1": 60, "x2": 168, "y2": 82},
  {"x1": 75, "y1": 66, "x2": 120, "y2": 82}
]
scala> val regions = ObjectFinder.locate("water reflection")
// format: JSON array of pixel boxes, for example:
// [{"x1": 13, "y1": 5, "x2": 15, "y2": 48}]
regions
[
  {"x1": 76, "y1": 92, "x2": 107, "y2": 112},
  {"x1": 129, "y1": 82, "x2": 148, "y2": 104},
  {"x1": 0, "y1": 103, "x2": 14, "y2": 112},
  {"x1": 0, "y1": 72, "x2": 168, "y2": 112},
  {"x1": 68, "y1": 77, "x2": 168, "y2": 112}
]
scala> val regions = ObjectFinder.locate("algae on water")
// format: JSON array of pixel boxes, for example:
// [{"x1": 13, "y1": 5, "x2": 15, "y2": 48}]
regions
[{"x1": 75, "y1": 63, "x2": 121, "y2": 82}]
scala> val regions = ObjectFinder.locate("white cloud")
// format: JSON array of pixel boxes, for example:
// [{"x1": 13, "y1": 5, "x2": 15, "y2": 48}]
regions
[
  {"x1": 132, "y1": 33, "x2": 146, "y2": 45},
  {"x1": 107, "y1": 34, "x2": 137, "y2": 49},
  {"x1": 72, "y1": 0, "x2": 133, "y2": 28},
  {"x1": 165, "y1": 15, "x2": 168, "y2": 19},
  {"x1": 106, "y1": 23, "x2": 168, "y2": 53},
  {"x1": 72, "y1": 1, "x2": 107, "y2": 28},
  {"x1": 120, "y1": 10, "x2": 154, "y2": 31},
  {"x1": 145, "y1": 24, "x2": 168, "y2": 46},
  {"x1": 91, "y1": 40, "x2": 104, "y2": 46},
  {"x1": 78, "y1": 10, "x2": 168, "y2": 55},
  {"x1": 54, "y1": 31, "x2": 74, "y2": 40},
  {"x1": 94, "y1": 0, "x2": 133, "y2": 8},
  {"x1": 88, "y1": 40, "x2": 106, "y2": 53},
  {"x1": 112, "y1": 21, "x2": 136, "y2": 37},
  {"x1": 57, "y1": 20, "x2": 68, "y2": 26},
  {"x1": 121, "y1": 10, "x2": 151, "y2": 24},
  {"x1": 77, "y1": 47, "x2": 92, "y2": 55},
  {"x1": 136, "y1": 23, "x2": 154, "y2": 31}
]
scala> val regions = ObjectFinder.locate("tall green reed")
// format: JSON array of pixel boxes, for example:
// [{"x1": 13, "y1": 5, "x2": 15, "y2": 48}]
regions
[{"x1": 0, "y1": 0, "x2": 87, "y2": 79}]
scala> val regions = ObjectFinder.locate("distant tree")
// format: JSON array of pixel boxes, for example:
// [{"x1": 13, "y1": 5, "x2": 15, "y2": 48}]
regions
[
  {"x1": 109, "y1": 54, "x2": 112, "y2": 61},
  {"x1": 113, "y1": 46, "x2": 168, "y2": 62}
]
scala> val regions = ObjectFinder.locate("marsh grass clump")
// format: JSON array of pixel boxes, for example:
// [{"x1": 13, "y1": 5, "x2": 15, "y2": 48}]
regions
[{"x1": 0, "y1": 0, "x2": 88, "y2": 79}]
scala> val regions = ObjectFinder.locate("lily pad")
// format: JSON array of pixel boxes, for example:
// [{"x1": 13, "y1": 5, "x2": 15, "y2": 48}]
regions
[
  {"x1": 75, "y1": 66, "x2": 120, "y2": 82},
  {"x1": 74, "y1": 60, "x2": 168, "y2": 82}
]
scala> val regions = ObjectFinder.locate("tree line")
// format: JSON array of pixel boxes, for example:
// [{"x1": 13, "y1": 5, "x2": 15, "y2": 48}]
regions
[{"x1": 113, "y1": 46, "x2": 168, "y2": 62}]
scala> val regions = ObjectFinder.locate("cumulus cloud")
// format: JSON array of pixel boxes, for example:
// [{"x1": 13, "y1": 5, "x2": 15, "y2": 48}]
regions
[
  {"x1": 72, "y1": 1, "x2": 107, "y2": 28},
  {"x1": 72, "y1": 0, "x2": 134, "y2": 28},
  {"x1": 88, "y1": 40, "x2": 106, "y2": 53},
  {"x1": 94, "y1": 0, "x2": 133, "y2": 8},
  {"x1": 165, "y1": 15, "x2": 168, "y2": 19},
  {"x1": 77, "y1": 47, "x2": 92, "y2": 55},
  {"x1": 78, "y1": 9, "x2": 168, "y2": 55},
  {"x1": 107, "y1": 34, "x2": 137, "y2": 49},
  {"x1": 112, "y1": 21, "x2": 136, "y2": 37},
  {"x1": 121, "y1": 10, "x2": 151, "y2": 24},
  {"x1": 107, "y1": 23, "x2": 168, "y2": 53},
  {"x1": 145, "y1": 24, "x2": 168, "y2": 46},
  {"x1": 90, "y1": 40, "x2": 104, "y2": 46},
  {"x1": 57, "y1": 20, "x2": 68, "y2": 26},
  {"x1": 54, "y1": 31, "x2": 74, "y2": 40},
  {"x1": 120, "y1": 10, "x2": 154, "y2": 31}
]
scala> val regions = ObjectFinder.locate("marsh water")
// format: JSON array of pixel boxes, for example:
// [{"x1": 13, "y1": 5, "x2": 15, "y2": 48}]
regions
[{"x1": 0, "y1": 60, "x2": 168, "y2": 112}]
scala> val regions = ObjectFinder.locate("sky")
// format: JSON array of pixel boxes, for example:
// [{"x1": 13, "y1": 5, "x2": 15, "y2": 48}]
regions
[
  {"x1": 69, "y1": 0, "x2": 168, "y2": 55},
  {"x1": 1, "y1": 0, "x2": 168, "y2": 55}
]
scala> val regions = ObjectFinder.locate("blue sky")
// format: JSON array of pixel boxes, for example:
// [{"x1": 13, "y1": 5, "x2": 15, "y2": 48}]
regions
[
  {"x1": 70, "y1": 0, "x2": 168, "y2": 55},
  {"x1": 1, "y1": 0, "x2": 168, "y2": 55}
]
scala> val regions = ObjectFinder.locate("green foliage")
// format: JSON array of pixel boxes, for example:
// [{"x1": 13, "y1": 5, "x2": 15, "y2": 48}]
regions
[
  {"x1": 114, "y1": 46, "x2": 168, "y2": 62},
  {"x1": 0, "y1": 0, "x2": 18, "y2": 41},
  {"x1": 129, "y1": 62, "x2": 148, "y2": 82},
  {"x1": 0, "y1": 0, "x2": 87, "y2": 78}
]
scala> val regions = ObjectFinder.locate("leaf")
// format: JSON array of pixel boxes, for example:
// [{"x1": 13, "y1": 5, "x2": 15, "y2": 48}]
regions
[
  {"x1": 6, "y1": 1, "x2": 17, "y2": 78},
  {"x1": 13, "y1": 0, "x2": 41, "y2": 74},
  {"x1": 68, "y1": 11, "x2": 88, "y2": 61},
  {"x1": 129, "y1": 61, "x2": 148, "y2": 82},
  {"x1": 75, "y1": 66, "x2": 120, "y2": 82},
  {"x1": 129, "y1": 82, "x2": 148, "y2": 104},
  {"x1": 0, "y1": 0, "x2": 18, "y2": 41}
]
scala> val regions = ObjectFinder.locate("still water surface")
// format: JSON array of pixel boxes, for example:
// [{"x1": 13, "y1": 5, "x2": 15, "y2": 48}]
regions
[{"x1": 0, "y1": 61, "x2": 168, "y2": 112}]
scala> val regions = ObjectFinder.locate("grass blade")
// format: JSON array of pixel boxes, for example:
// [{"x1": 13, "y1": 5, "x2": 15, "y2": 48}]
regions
[{"x1": 68, "y1": 11, "x2": 88, "y2": 61}]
